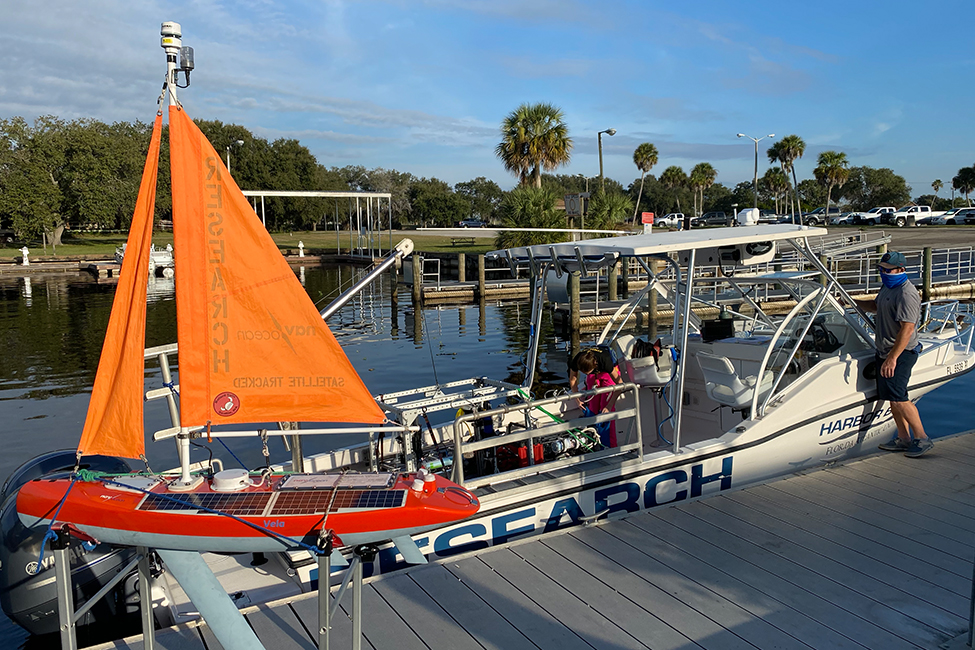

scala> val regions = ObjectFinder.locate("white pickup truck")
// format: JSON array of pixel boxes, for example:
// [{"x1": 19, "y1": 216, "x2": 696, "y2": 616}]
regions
[
  {"x1": 883, "y1": 205, "x2": 945, "y2": 227},
  {"x1": 657, "y1": 213, "x2": 684, "y2": 228}
]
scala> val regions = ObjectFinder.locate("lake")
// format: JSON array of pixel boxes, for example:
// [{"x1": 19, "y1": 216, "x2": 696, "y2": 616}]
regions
[{"x1": 0, "y1": 265, "x2": 972, "y2": 648}]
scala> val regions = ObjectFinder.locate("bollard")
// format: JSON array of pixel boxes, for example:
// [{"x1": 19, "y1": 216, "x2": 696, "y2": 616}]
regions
[
  {"x1": 298, "y1": 240, "x2": 305, "y2": 257},
  {"x1": 608, "y1": 261, "x2": 619, "y2": 301},
  {"x1": 569, "y1": 272, "x2": 581, "y2": 335},
  {"x1": 922, "y1": 247, "x2": 932, "y2": 303},
  {"x1": 20, "y1": 246, "x2": 29, "y2": 267},
  {"x1": 411, "y1": 255, "x2": 422, "y2": 304},
  {"x1": 457, "y1": 253, "x2": 466, "y2": 283}
]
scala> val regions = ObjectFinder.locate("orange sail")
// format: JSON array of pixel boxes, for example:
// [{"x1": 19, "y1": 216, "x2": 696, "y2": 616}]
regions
[
  {"x1": 77, "y1": 115, "x2": 163, "y2": 459},
  {"x1": 168, "y1": 106, "x2": 385, "y2": 427}
]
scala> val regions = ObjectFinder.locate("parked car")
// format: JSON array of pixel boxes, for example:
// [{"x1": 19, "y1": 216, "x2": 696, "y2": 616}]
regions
[
  {"x1": 699, "y1": 211, "x2": 729, "y2": 226},
  {"x1": 934, "y1": 207, "x2": 970, "y2": 225},
  {"x1": 851, "y1": 206, "x2": 894, "y2": 225},
  {"x1": 657, "y1": 213, "x2": 684, "y2": 228},
  {"x1": 883, "y1": 205, "x2": 944, "y2": 227},
  {"x1": 758, "y1": 210, "x2": 781, "y2": 224},
  {"x1": 802, "y1": 206, "x2": 842, "y2": 226},
  {"x1": 962, "y1": 208, "x2": 975, "y2": 225},
  {"x1": 457, "y1": 219, "x2": 487, "y2": 228},
  {"x1": 828, "y1": 212, "x2": 860, "y2": 226}
]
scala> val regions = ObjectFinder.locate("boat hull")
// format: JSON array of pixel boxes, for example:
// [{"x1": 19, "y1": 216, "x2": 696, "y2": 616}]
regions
[{"x1": 16, "y1": 472, "x2": 479, "y2": 553}]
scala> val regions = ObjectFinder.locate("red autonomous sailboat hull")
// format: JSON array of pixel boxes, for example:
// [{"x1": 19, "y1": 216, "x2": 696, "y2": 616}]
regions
[{"x1": 17, "y1": 471, "x2": 479, "y2": 553}]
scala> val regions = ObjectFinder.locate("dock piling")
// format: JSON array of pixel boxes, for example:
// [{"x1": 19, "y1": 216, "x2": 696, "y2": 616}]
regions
[
  {"x1": 411, "y1": 255, "x2": 422, "y2": 304},
  {"x1": 608, "y1": 262, "x2": 619, "y2": 301},
  {"x1": 457, "y1": 253, "x2": 466, "y2": 283},
  {"x1": 478, "y1": 254, "x2": 486, "y2": 300},
  {"x1": 569, "y1": 272, "x2": 581, "y2": 335}
]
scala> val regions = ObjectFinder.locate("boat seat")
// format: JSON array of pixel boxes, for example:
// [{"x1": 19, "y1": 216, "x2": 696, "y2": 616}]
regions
[
  {"x1": 695, "y1": 349, "x2": 773, "y2": 412},
  {"x1": 612, "y1": 334, "x2": 673, "y2": 387}
]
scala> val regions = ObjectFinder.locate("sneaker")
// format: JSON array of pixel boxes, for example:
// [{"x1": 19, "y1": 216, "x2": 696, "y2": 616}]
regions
[
  {"x1": 878, "y1": 438, "x2": 912, "y2": 452},
  {"x1": 904, "y1": 438, "x2": 934, "y2": 458}
]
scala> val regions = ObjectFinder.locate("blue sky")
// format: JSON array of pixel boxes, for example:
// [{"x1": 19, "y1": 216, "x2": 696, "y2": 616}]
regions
[{"x1": 3, "y1": 0, "x2": 973, "y2": 195}]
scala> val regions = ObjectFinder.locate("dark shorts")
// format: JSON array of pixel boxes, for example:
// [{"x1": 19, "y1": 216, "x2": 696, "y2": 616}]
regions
[{"x1": 877, "y1": 347, "x2": 919, "y2": 402}]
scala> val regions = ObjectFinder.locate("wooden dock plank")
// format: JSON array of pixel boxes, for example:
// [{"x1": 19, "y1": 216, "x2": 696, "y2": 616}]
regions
[
  {"x1": 370, "y1": 571, "x2": 484, "y2": 650},
  {"x1": 637, "y1": 507, "x2": 903, "y2": 650},
  {"x1": 567, "y1": 526, "x2": 814, "y2": 650},
  {"x1": 823, "y1": 463, "x2": 975, "y2": 522},
  {"x1": 809, "y1": 469, "x2": 975, "y2": 535},
  {"x1": 770, "y1": 478, "x2": 975, "y2": 562},
  {"x1": 512, "y1": 540, "x2": 702, "y2": 650},
  {"x1": 479, "y1": 548, "x2": 651, "y2": 650},
  {"x1": 682, "y1": 499, "x2": 958, "y2": 648},
  {"x1": 410, "y1": 561, "x2": 543, "y2": 650},
  {"x1": 93, "y1": 625, "x2": 206, "y2": 650},
  {"x1": 719, "y1": 490, "x2": 971, "y2": 619},
  {"x1": 742, "y1": 484, "x2": 973, "y2": 593},
  {"x1": 246, "y1": 603, "x2": 315, "y2": 650},
  {"x1": 289, "y1": 592, "x2": 379, "y2": 650},
  {"x1": 444, "y1": 557, "x2": 597, "y2": 650},
  {"x1": 540, "y1": 532, "x2": 758, "y2": 650},
  {"x1": 613, "y1": 517, "x2": 864, "y2": 650}
]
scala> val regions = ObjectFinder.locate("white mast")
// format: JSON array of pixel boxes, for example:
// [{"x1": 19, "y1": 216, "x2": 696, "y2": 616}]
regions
[{"x1": 160, "y1": 22, "x2": 203, "y2": 490}]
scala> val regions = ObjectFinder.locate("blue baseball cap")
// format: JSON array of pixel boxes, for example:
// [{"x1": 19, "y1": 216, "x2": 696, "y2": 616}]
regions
[{"x1": 879, "y1": 251, "x2": 907, "y2": 268}]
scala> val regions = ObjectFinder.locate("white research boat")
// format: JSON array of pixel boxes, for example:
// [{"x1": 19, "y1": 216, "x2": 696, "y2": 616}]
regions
[{"x1": 278, "y1": 223, "x2": 975, "y2": 577}]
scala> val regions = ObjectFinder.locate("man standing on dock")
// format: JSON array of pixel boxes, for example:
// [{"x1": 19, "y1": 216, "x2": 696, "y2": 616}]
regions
[{"x1": 851, "y1": 251, "x2": 933, "y2": 457}]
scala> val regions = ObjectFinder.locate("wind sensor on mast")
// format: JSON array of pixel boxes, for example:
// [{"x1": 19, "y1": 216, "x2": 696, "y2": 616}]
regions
[{"x1": 160, "y1": 21, "x2": 195, "y2": 95}]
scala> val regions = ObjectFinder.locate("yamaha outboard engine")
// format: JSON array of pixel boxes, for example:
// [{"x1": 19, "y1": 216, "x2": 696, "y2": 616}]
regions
[{"x1": 0, "y1": 451, "x2": 136, "y2": 635}]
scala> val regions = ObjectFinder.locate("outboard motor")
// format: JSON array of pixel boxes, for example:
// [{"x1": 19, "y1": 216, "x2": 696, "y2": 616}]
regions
[{"x1": 0, "y1": 451, "x2": 136, "y2": 636}]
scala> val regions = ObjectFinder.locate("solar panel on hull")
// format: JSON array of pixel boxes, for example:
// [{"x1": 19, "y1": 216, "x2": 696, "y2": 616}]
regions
[
  {"x1": 138, "y1": 492, "x2": 271, "y2": 516},
  {"x1": 269, "y1": 489, "x2": 406, "y2": 516}
]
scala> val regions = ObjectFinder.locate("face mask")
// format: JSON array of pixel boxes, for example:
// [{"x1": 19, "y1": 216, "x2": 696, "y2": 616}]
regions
[{"x1": 880, "y1": 271, "x2": 907, "y2": 289}]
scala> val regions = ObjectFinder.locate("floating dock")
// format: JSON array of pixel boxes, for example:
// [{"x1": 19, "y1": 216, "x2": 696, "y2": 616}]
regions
[{"x1": 95, "y1": 430, "x2": 975, "y2": 650}]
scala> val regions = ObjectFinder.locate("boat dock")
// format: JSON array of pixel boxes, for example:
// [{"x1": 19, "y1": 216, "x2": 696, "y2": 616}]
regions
[{"x1": 95, "y1": 430, "x2": 975, "y2": 650}]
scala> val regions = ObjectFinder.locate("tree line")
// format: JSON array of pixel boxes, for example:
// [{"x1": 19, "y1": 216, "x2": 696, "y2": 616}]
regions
[
  {"x1": 3, "y1": 108, "x2": 974, "y2": 247},
  {"x1": 0, "y1": 117, "x2": 506, "y2": 244}
]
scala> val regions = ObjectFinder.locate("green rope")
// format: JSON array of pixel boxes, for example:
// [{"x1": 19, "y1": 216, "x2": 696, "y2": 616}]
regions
[{"x1": 517, "y1": 388, "x2": 599, "y2": 450}]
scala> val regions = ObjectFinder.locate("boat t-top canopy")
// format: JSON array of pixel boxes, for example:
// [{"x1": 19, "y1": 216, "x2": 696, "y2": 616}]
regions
[{"x1": 499, "y1": 224, "x2": 827, "y2": 259}]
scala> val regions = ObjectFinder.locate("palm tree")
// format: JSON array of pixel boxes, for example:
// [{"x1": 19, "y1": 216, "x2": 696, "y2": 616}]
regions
[
  {"x1": 762, "y1": 167, "x2": 790, "y2": 215},
  {"x1": 589, "y1": 191, "x2": 634, "y2": 232},
  {"x1": 659, "y1": 165, "x2": 686, "y2": 214},
  {"x1": 954, "y1": 167, "x2": 975, "y2": 206},
  {"x1": 494, "y1": 186, "x2": 566, "y2": 248},
  {"x1": 813, "y1": 151, "x2": 850, "y2": 221},
  {"x1": 495, "y1": 103, "x2": 573, "y2": 188},
  {"x1": 773, "y1": 135, "x2": 806, "y2": 221},
  {"x1": 631, "y1": 142, "x2": 658, "y2": 222},
  {"x1": 932, "y1": 179, "x2": 943, "y2": 207},
  {"x1": 690, "y1": 162, "x2": 717, "y2": 217}
]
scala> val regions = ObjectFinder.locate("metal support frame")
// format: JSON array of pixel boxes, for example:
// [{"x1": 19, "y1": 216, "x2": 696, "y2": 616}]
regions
[
  {"x1": 52, "y1": 528, "x2": 155, "y2": 650},
  {"x1": 319, "y1": 545, "x2": 375, "y2": 650},
  {"x1": 671, "y1": 249, "x2": 695, "y2": 453}
]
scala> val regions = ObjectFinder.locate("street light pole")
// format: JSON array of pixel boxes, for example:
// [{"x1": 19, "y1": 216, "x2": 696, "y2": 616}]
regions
[
  {"x1": 737, "y1": 132, "x2": 774, "y2": 210},
  {"x1": 226, "y1": 139, "x2": 244, "y2": 175},
  {"x1": 598, "y1": 128, "x2": 616, "y2": 193}
]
